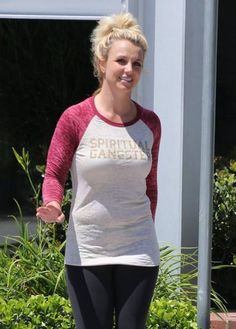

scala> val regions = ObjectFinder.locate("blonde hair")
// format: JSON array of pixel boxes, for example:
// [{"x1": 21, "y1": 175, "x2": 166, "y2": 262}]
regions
[{"x1": 90, "y1": 12, "x2": 148, "y2": 94}]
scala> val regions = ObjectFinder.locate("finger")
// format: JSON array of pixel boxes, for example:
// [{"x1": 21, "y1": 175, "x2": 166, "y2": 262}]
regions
[
  {"x1": 36, "y1": 209, "x2": 45, "y2": 216},
  {"x1": 40, "y1": 217, "x2": 55, "y2": 223},
  {"x1": 36, "y1": 210, "x2": 55, "y2": 222},
  {"x1": 36, "y1": 206, "x2": 48, "y2": 213},
  {"x1": 37, "y1": 208, "x2": 49, "y2": 215},
  {"x1": 47, "y1": 205, "x2": 61, "y2": 214},
  {"x1": 56, "y1": 213, "x2": 65, "y2": 223},
  {"x1": 37, "y1": 206, "x2": 59, "y2": 218},
  {"x1": 36, "y1": 210, "x2": 50, "y2": 219}
]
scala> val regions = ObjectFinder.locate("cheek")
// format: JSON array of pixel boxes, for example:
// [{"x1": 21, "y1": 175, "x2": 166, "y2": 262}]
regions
[{"x1": 134, "y1": 69, "x2": 142, "y2": 79}]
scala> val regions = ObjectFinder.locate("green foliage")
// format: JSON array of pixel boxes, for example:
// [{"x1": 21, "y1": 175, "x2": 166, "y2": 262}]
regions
[
  {"x1": 212, "y1": 157, "x2": 236, "y2": 308},
  {"x1": 12, "y1": 147, "x2": 40, "y2": 208},
  {"x1": 0, "y1": 149, "x2": 68, "y2": 300},
  {"x1": 0, "y1": 294, "x2": 199, "y2": 329},
  {"x1": 0, "y1": 294, "x2": 75, "y2": 329},
  {"x1": 155, "y1": 246, "x2": 198, "y2": 303},
  {"x1": 0, "y1": 221, "x2": 67, "y2": 300},
  {"x1": 153, "y1": 246, "x2": 226, "y2": 313},
  {"x1": 147, "y1": 298, "x2": 200, "y2": 329},
  {"x1": 213, "y1": 158, "x2": 236, "y2": 265},
  {"x1": 12, "y1": 147, "x2": 70, "y2": 244}
]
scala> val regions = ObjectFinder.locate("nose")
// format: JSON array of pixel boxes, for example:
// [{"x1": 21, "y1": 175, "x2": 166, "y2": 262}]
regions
[{"x1": 124, "y1": 61, "x2": 133, "y2": 73}]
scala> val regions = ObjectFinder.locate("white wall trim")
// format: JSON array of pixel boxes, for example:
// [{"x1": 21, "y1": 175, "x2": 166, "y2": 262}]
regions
[
  {"x1": 154, "y1": 0, "x2": 186, "y2": 248},
  {"x1": 0, "y1": 14, "x2": 101, "y2": 20},
  {"x1": 0, "y1": 0, "x2": 123, "y2": 17}
]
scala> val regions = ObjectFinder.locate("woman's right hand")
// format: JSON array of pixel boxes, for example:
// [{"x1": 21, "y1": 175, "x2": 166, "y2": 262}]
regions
[{"x1": 36, "y1": 201, "x2": 65, "y2": 224}]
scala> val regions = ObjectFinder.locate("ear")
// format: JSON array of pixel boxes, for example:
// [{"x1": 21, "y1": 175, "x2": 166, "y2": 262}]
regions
[{"x1": 98, "y1": 58, "x2": 106, "y2": 74}]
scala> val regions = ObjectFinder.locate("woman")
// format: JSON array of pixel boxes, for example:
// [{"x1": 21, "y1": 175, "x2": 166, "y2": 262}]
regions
[{"x1": 37, "y1": 12, "x2": 161, "y2": 329}]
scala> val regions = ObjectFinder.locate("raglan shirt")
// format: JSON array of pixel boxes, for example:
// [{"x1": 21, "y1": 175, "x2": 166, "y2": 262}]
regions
[{"x1": 42, "y1": 96, "x2": 161, "y2": 267}]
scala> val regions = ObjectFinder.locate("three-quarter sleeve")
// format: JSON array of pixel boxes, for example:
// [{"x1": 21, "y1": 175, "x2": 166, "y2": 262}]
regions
[
  {"x1": 42, "y1": 109, "x2": 79, "y2": 205},
  {"x1": 145, "y1": 115, "x2": 161, "y2": 221}
]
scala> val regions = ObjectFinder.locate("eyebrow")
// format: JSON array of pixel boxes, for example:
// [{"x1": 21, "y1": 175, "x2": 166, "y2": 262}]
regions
[{"x1": 115, "y1": 55, "x2": 143, "y2": 61}]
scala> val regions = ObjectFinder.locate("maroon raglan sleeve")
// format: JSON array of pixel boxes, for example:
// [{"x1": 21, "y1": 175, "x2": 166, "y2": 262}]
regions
[
  {"x1": 143, "y1": 110, "x2": 161, "y2": 221},
  {"x1": 42, "y1": 108, "x2": 79, "y2": 205}
]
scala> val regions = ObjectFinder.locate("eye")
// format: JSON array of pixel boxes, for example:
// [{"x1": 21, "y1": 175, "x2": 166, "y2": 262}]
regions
[
  {"x1": 133, "y1": 61, "x2": 142, "y2": 68},
  {"x1": 116, "y1": 58, "x2": 127, "y2": 65}
]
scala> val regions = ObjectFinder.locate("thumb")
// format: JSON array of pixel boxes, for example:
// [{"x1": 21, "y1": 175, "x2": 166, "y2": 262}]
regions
[{"x1": 56, "y1": 212, "x2": 65, "y2": 223}]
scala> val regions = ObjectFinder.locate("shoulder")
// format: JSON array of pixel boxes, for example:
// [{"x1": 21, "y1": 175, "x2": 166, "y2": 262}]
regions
[
  {"x1": 58, "y1": 96, "x2": 95, "y2": 127},
  {"x1": 63, "y1": 96, "x2": 94, "y2": 118},
  {"x1": 55, "y1": 96, "x2": 95, "y2": 142},
  {"x1": 138, "y1": 104, "x2": 161, "y2": 137}
]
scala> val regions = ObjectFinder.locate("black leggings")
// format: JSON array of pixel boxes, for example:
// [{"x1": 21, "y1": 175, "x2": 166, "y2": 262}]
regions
[{"x1": 65, "y1": 264, "x2": 158, "y2": 329}]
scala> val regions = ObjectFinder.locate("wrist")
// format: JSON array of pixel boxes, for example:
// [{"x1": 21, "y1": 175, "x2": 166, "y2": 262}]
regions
[{"x1": 45, "y1": 201, "x2": 62, "y2": 212}]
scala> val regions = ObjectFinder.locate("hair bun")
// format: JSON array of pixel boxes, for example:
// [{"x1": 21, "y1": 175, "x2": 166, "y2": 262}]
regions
[{"x1": 98, "y1": 13, "x2": 139, "y2": 38}]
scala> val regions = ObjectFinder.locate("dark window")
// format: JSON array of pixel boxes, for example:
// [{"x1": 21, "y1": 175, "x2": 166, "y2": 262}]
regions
[
  {"x1": 215, "y1": 0, "x2": 236, "y2": 157},
  {"x1": 0, "y1": 19, "x2": 97, "y2": 219}
]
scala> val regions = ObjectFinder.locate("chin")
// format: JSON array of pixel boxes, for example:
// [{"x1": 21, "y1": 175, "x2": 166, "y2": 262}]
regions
[{"x1": 118, "y1": 83, "x2": 134, "y2": 90}]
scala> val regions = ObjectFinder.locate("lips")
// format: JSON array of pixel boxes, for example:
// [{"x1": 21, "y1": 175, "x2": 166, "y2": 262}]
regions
[{"x1": 120, "y1": 76, "x2": 133, "y2": 82}]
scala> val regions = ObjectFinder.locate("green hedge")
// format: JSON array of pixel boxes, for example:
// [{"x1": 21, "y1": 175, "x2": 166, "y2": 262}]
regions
[
  {"x1": 0, "y1": 295, "x2": 74, "y2": 329},
  {"x1": 0, "y1": 295, "x2": 200, "y2": 329},
  {"x1": 147, "y1": 298, "x2": 199, "y2": 329},
  {"x1": 212, "y1": 158, "x2": 236, "y2": 308},
  {"x1": 213, "y1": 158, "x2": 236, "y2": 264}
]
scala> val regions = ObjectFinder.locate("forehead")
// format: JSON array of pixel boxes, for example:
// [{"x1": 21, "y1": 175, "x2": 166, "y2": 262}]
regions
[{"x1": 108, "y1": 39, "x2": 144, "y2": 59}]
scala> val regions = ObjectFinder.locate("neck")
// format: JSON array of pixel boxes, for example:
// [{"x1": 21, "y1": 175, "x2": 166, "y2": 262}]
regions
[{"x1": 96, "y1": 85, "x2": 133, "y2": 116}]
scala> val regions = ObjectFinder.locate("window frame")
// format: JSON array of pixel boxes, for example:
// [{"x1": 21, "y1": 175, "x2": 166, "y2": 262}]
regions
[{"x1": 0, "y1": 0, "x2": 125, "y2": 20}]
